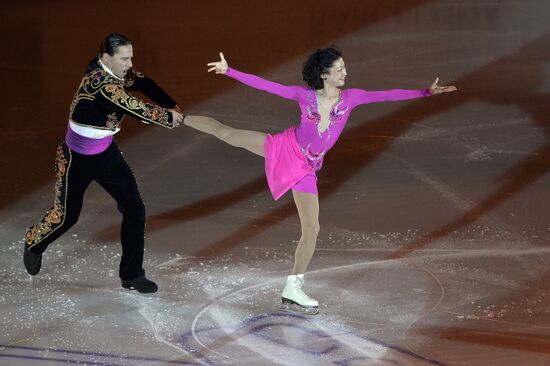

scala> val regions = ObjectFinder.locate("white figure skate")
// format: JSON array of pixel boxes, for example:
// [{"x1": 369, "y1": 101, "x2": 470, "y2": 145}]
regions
[{"x1": 280, "y1": 274, "x2": 319, "y2": 315}]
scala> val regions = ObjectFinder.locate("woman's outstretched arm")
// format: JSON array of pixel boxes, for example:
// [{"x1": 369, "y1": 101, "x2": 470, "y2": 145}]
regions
[
  {"x1": 207, "y1": 52, "x2": 303, "y2": 101},
  {"x1": 348, "y1": 77, "x2": 457, "y2": 107}
]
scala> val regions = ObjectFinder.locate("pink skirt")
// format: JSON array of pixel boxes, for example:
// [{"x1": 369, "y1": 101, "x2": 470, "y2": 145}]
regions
[{"x1": 264, "y1": 127, "x2": 316, "y2": 200}]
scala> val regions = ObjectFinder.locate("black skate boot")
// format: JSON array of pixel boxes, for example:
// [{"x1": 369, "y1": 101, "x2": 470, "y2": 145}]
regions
[
  {"x1": 121, "y1": 276, "x2": 158, "y2": 293},
  {"x1": 23, "y1": 244, "x2": 42, "y2": 276}
]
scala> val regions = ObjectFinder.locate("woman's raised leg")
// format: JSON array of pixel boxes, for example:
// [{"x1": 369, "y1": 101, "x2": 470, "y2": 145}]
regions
[{"x1": 184, "y1": 115, "x2": 266, "y2": 157}]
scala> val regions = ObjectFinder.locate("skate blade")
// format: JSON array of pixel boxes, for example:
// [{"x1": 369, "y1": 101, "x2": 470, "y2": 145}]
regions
[{"x1": 280, "y1": 300, "x2": 319, "y2": 315}]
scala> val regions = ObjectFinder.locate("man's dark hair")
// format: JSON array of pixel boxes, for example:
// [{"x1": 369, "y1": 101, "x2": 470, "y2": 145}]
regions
[{"x1": 86, "y1": 33, "x2": 132, "y2": 73}]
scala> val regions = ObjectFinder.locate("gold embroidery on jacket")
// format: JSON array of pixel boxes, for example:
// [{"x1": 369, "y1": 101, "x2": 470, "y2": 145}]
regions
[
  {"x1": 106, "y1": 112, "x2": 120, "y2": 129},
  {"x1": 69, "y1": 69, "x2": 115, "y2": 122},
  {"x1": 102, "y1": 84, "x2": 171, "y2": 127},
  {"x1": 69, "y1": 69, "x2": 172, "y2": 129}
]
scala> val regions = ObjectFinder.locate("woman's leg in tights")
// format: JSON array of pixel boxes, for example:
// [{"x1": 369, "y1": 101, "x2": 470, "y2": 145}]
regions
[
  {"x1": 186, "y1": 116, "x2": 320, "y2": 272},
  {"x1": 291, "y1": 190, "x2": 320, "y2": 274},
  {"x1": 184, "y1": 115, "x2": 266, "y2": 157}
]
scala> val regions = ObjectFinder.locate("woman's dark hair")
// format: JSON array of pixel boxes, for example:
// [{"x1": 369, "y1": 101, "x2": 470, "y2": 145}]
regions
[
  {"x1": 302, "y1": 46, "x2": 342, "y2": 89},
  {"x1": 86, "y1": 33, "x2": 132, "y2": 73}
]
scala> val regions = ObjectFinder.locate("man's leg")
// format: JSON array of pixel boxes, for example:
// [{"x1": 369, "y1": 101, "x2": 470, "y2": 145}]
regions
[
  {"x1": 95, "y1": 143, "x2": 156, "y2": 293},
  {"x1": 25, "y1": 143, "x2": 92, "y2": 275}
]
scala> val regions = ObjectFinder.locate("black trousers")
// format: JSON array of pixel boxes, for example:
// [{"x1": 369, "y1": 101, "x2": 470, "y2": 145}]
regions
[{"x1": 25, "y1": 141, "x2": 146, "y2": 281}]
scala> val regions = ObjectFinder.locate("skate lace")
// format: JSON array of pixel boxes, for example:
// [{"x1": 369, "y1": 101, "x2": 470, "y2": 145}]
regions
[{"x1": 293, "y1": 278, "x2": 311, "y2": 300}]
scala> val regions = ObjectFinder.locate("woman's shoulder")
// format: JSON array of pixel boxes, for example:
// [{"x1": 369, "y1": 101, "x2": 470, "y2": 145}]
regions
[
  {"x1": 287, "y1": 85, "x2": 312, "y2": 99},
  {"x1": 341, "y1": 88, "x2": 372, "y2": 101},
  {"x1": 342, "y1": 88, "x2": 364, "y2": 95}
]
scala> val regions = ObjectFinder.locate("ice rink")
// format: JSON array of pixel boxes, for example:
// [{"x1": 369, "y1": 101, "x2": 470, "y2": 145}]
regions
[{"x1": 1, "y1": 1, "x2": 550, "y2": 365}]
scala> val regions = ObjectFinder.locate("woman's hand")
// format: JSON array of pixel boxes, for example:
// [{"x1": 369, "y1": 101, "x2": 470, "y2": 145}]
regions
[
  {"x1": 169, "y1": 109, "x2": 184, "y2": 127},
  {"x1": 207, "y1": 52, "x2": 228, "y2": 74},
  {"x1": 429, "y1": 77, "x2": 457, "y2": 95}
]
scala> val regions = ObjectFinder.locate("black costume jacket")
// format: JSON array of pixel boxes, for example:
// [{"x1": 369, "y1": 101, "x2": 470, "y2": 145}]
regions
[{"x1": 69, "y1": 60, "x2": 177, "y2": 131}]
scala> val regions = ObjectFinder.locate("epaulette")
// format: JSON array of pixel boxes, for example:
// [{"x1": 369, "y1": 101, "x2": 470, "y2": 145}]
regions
[
  {"x1": 124, "y1": 69, "x2": 145, "y2": 87},
  {"x1": 80, "y1": 69, "x2": 122, "y2": 94}
]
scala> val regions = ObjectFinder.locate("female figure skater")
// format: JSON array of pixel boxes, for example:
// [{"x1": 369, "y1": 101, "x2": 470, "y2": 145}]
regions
[{"x1": 185, "y1": 47, "x2": 456, "y2": 314}]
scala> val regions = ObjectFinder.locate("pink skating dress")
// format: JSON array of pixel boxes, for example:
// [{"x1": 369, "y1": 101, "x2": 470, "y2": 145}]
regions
[{"x1": 225, "y1": 68, "x2": 431, "y2": 200}]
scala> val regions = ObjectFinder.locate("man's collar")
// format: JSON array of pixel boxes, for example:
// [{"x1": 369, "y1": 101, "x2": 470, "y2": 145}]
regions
[{"x1": 98, "y1": 58, "x2": 122, "y2": 80}]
